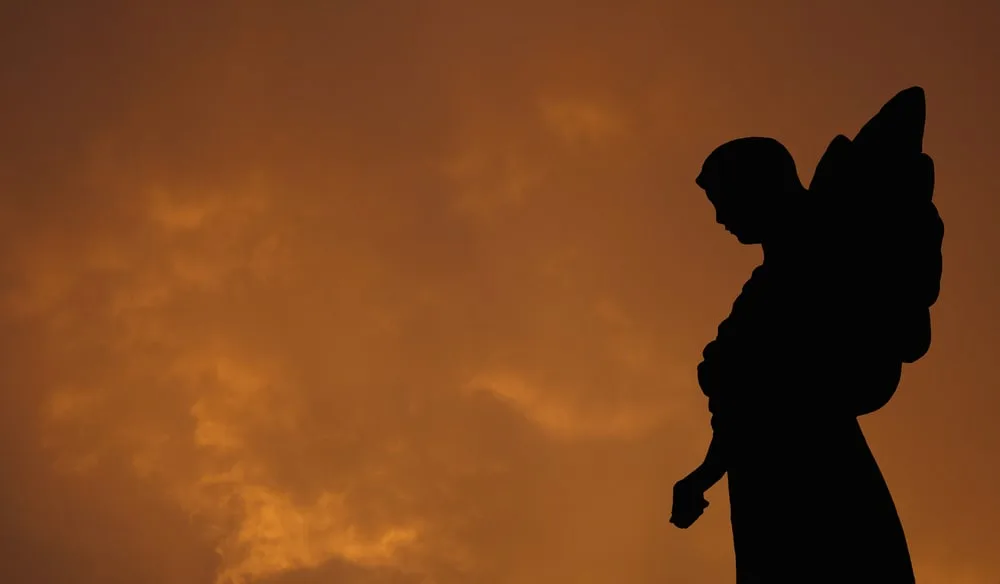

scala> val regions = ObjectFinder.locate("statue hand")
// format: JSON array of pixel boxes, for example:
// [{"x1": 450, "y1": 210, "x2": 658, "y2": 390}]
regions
[{"x1": 670, "y1": 474, "x2": 710, "y2": 529}]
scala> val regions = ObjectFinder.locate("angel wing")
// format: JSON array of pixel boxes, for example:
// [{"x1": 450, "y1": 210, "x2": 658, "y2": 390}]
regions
[{"x1": 807, "y1": 86, "x2": 944, "y2": 365}]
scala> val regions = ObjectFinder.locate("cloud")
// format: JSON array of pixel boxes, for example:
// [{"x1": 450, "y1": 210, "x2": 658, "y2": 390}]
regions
[
  {"x1": 466, "y1": 371, "x2": 667, "y2": 441},
  {"x1": 538, "y1": 97, "x2": 630, "y2": 145},
  {"x1": 2, "y1": 2, "x2": 998, "y2": 584}
]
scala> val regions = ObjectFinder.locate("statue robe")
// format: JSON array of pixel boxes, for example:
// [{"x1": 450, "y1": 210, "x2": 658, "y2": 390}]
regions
[{"x1": 698, "y1": 257, "x2": 915, "y2": 584}]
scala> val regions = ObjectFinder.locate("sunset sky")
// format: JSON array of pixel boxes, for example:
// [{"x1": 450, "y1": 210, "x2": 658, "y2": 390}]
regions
[{"x1": 1, "y1": 1, "x2": 999, "y2": 583}]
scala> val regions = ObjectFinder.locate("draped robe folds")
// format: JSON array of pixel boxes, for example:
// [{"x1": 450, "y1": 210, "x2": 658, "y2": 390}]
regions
[{"x1": 697, "y1": 258, "x2": 915, "y2": 583}]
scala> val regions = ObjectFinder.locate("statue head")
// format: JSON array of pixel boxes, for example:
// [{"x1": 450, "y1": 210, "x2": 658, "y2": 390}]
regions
[{"x1": 696, "y1": 137, "x2": 805, "y2": 245}]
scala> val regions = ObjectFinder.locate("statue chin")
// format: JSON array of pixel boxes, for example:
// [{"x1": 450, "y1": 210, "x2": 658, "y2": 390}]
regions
[{"x1": 732, "y1": 231, "x2": 762, "y2": 245}]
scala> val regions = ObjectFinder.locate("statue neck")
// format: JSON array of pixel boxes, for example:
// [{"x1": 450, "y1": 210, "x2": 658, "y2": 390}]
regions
[
  {"x1": 761, "y1": 229, "x2": 795, "y2": 265},
  {"x1": 761, "y1": 197, "x2": 804, "y2": 264}
]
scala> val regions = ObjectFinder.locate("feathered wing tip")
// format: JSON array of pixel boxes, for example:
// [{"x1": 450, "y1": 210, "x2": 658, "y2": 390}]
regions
[
  {"x1": 808, "y1": 87, "x2": 928, "y2": 193},
  {"x1": 853, "y1": 86, "x2": 927, "y2": 155}
]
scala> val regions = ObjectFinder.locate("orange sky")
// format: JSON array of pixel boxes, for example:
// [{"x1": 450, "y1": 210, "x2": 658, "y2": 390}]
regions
[{"x1": 1, "y1": 2, "x2": 999, "y2": 583}]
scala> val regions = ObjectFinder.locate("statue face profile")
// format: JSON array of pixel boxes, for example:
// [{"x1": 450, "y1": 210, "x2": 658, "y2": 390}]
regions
[{"x1": 695, "y1": 137, "x2": 803, "y2": 245}]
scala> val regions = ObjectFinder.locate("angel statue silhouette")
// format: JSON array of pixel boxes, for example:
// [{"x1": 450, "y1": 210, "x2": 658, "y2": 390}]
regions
[{"x1": 670, "y1": 86, "x2": 944, "y2": 583}]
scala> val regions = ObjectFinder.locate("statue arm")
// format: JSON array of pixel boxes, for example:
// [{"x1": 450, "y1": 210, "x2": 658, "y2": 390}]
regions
[
  {"x1": 687, "y1": 430, "x2": 728, "y2": 491},
  {"x1": 689, "y1": 349, "x2": 734, "y2": 490},
  {"x1": 687, "y1": 284, "x2": 760, "y2": 489}
]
